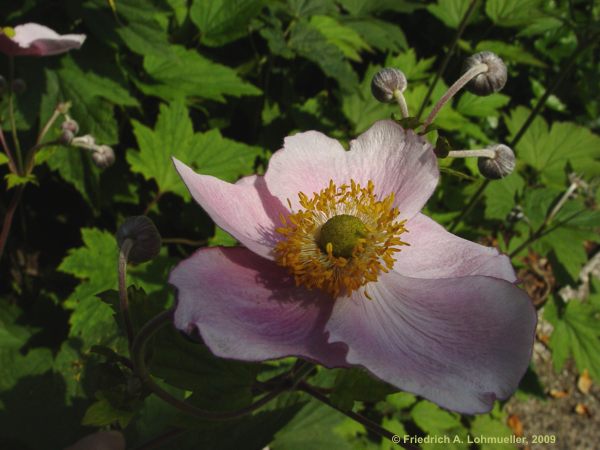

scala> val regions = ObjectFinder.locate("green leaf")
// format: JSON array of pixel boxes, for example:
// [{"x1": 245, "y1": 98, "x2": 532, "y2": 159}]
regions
[
  {"x1": 475, "y1": 40, "x2": 546, "y2": 67},
  {"x1": 344, "y1": 18, "x2": 407, "y2": 53},
  {"x1": 545, "y1": 293, "x2": 600, "y2": 381},
  {"x1": 427, "y1": 0, "x2": 474, "y2": 29},
  {"x1": 386, "y1": 48, "x2": 435, "y2": 82},
  {"x1": 4, "y1": 173, "x2": 36, "y2": 189},
  {"x1": 456, "y1": 92, "x2": 510, "y2": 118},
  {"x1": 505, "y1": 107, "x2": 600, "y2": 185},
  {"x1": 190, "y1": 0, "x2": 267, "y2": 47},
  {"x1": 308, "y1": 15, "x2": 371, "y2": 62},
  {"x1": 470, "y1": 413, "x2": 516, "y2": 450},
  {"x1": 288, "y1": 21, "x2": 359, "y2": 92},
  {"x1": 0, "y1": 153, "x2": 8, "y2": 165},
  {"x1": 58, "y1": 228, "x2": 119, "y2": 306},
  {"x1": 127, "y1": 100, "x2": 261, "y2": 198},
  {"x1": 82, "y1": 397, "x2": 135, "y2": 428},
  {"x1": 69, "y1": 296, "x2": 125, "y2": 352},
  {"x1": 483, "y1": 172, "x2": 525, "y2": 220},
  {"x1": 330, "y1": 368, "x2": 395, "y2": 411},
  {"x1": 485, "y1": 0, "x2": 542, "y2": 27},
  {"x1": 140, "y1": 45, "x2": 261, "y2": 102},
  {"x1": 411, "y1": 400, "x2": 469, "y2": 450},
  {"x1": 0, "y1": 304, "x2": 30, "y2": 351}
]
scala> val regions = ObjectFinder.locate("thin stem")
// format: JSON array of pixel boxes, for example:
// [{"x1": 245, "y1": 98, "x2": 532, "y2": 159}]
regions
[
  {"x1": 7, "y1": 56, "x2": 23, "y2": 172},
  {"x1": 416, "y1": 0, "x2": 479, "y2": 120},
  {"x1": 508, "y1": 182, "x2": 578, "y2": 258},
  {"x1": 448, "y1": 149, "x2": 496, "y2": 159},
  {"x1": 131, "y1": 309, "x2": 285, "y2": 420},
  {"x1": 0, "y1": 184, "x2": 24, "y2": 262},
  {"x1": 298, "y1": 381, "x2": 419, "y2": 450},
  {"x1": 449, "y1": 36, "x2": 596, "y2": 231},
  {"x1": 162, "y1": 237, "x2": 207, "y2": 247},
  {"x1": 421, "y1": 63, "x2": 487, "y2": 130},
  {"x1": 393, "y1": 90, "x2": 409, "y2": 118},
  {"x1": 0, "y1": 128, "x2": 17, "y2": 173},
  {"x1": 144, "y1": 191, "x2": 163, "y2": 215},
  {"x1": 24, "y1": 139, "x2": 61, "y2": 174},
  {"x1": 118, "y1": 238, "x2": 136, "y2": 346},
  {"x1": 36, "y1": 106, "x2": 62, "y2": 145}
]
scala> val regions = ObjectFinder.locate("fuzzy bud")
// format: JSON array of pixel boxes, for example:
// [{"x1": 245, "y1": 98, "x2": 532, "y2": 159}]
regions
[
  {"x1": 478, "y1": 144, "x2": 515, "y2": 179},
  {"x1": 91, "y1": 145, "x2": 115, "y2": 169},
  {"x1": 11, "y1": 78, "x2": 26, "y2": 94},
  {"x1": 59, "y1": 129, "x2": 74, "y2": 145},
  {"x1": 371, "y1": 68, "x2": 407, "y2": 103},
  {"x1": 116, "y1": 216, "x2": 161, "y2": 264},
  {"x1": 464, "y1": 51, "x2": 507, "y2": 96},
  {"x1": 61, "y1": 118, "x2": 79, "y2": 134}
]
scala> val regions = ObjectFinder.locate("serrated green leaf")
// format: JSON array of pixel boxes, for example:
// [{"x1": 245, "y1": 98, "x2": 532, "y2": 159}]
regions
[
  {"x1": 485, "y1": 0, "x2": 542, "y2": 27},
  {"x1": 69, "y1": 296, "x2": 125, "y2": 352},
  {"x1": 0, "y1": 153, "x2": 8, "y2": 165},
  {"x1": 427, "y1": 0, "x2": 474, "y2": 29},
  {"x1": 309, "y1": 15, "x2": 371, "y2": 62},
  {"x1": 4, "y1": 173, "x2": 36, "y2": 189},
  {"x1": 545, "y1": 295, "x2": 600, "y2": 381},
  {"x1": 331, "y1": 368, "x2": 395, "y2": 411},
  {"x1": 288, "y1": 21, "x2": 358, "y2": 92},
  {"x1": 505, "y1": 107, "x2": 600, "y2": 185},
  {"x1": 470, "y1": 414, "x2": 516, "y2": 450},
  {"x1": 411, "y1": 401, "x2": 469, "y2": 450},
  {"x1": 345, "y1": 18, "x2": 406, "y2": 53},
  {"x1": 127, "y1": 100, "x2": 261, "y2": 198},
  {"x1": 484, "y1": 172, "x2": 525, "y2": 220},
  {"x1": 475, "y1": 40, "x2": 546, "y2": 67},
  {"x1": 0, "y1": 304, "x2": 31, "y2": 351},
  {"x1": 386, "y1": 48, "x2": 435, "y2": 82},
  {"x1": 190, "y1": 0, "x2": 267, "y2": 47},
  {"x1": 140, "y1": 45, "x2": 261, "y2": 102},
  {"x1": 82, "y1": 397, "x2": 135, "y2": 428},
  {"x1": 456, "y1": 92, "x2": 510, "y2": 118}
]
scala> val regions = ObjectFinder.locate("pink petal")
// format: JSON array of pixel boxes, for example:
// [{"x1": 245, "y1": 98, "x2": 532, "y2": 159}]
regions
[
  {"x1": 326, "y1": 272, "x2": 536, "y2": 414},
  {"x1": 170, "y1": 246, "x2": 349, "y2": 367},
  {"x1": 265, "y1": 120, "x2": 438, "y2": 221},
  {"x1": 396, "y1": 213, "x2": 516, "y2": 282},
  {"x1": 65, "y1": 431, "x2": 125, "y2": 450},
  {"x1": 0, "y1": 23, "x2": 85, "y2": 57},
  {"x1": 173, "y1": 158, "x2": 288, "y2": 259}
]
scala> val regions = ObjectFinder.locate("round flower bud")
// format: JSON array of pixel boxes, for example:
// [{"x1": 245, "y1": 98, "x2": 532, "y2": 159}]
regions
[
  {"x1": 116, "y1": 216, "x2": 161, "y2": 264},
  {"x1": 91, "y1": 145, "x2": 115, "y2": 169},
  {"x1": 478, "y1": 144, "x2": 515, "y2": 179},
  {"x1": 464, "y1": 51, "x2": 507, "y2": 96},
  {"x1": 371, "y1": 68, "x2": 407, "y2": 103},
  {"x1": 11, "y1": 78, "x2": 26, "y2": 94},
  {"x1": 59, "y1": 129, "x2": 74, "y2": 145},
  {"x1": 61, "y1": 118, "x2": 79, "y2": 134}
]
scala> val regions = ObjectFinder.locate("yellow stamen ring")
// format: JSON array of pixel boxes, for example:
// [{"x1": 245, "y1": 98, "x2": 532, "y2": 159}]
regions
[{"x1": 274, "y1": 179, "x2": 408, "y2": 298}]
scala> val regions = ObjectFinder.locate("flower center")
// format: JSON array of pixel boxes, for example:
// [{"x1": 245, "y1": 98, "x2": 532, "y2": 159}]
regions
[
  {"x1": 274, "y1": 179, "x2": 408, "y2": 298},
  {"x1": 318, "y1": 214, "x2": 367, "y2": 258}
]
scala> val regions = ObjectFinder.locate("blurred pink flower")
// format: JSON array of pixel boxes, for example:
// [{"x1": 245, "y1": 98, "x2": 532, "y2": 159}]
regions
[
  {"x1": 169, "y1": 120, "x2": 536, "y2": 414},
  {"x1": 64, "y1": 431, "x2": 125, "y2": 450},
  {"x1": 0, "y1": 23, "x2": 85, "y2": 56}
]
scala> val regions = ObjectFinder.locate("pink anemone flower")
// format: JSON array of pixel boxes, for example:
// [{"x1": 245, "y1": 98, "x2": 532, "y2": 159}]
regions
[
  {"x1": 0, "y1": 23, "x2": 86, "y2": 57},
  {"x1": 169, "y1": 120, "x2": 536, "y2": 414}
]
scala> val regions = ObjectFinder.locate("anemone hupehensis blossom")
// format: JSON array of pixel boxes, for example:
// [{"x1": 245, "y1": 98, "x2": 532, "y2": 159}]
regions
[
  {"x1": 0, "y1": 23, "x2": 85, "y2": 57},
  {"x1": 169, "y1": 120, "x2": 536, "y2": 414}
]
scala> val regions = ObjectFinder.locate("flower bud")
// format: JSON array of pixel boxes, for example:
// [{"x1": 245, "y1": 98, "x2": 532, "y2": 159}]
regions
[
  {"x1": 11, "y1": 78, "x2": 26, "y2": 94},
  {"x1": 371, "y1": 68, "x2": 407, "y2": 103},
  {"x1": 91, "y1": 145, "x2": 115, "y2": 169},
  {"x1": 116, "y1": 216, "x2": 161, "y2": 264},
  {"x1": 58, "y1": 129, "x2": 74, "y2": 145},
  {"x1": 61, "y1": 118, "x2": 79, "y2": 134},
  {"x1": 478, "y1": 144, "x2": 515, "y2": 179},
  {"x1": 463, "y1": 51, "x2": 507, "y2": 96}
]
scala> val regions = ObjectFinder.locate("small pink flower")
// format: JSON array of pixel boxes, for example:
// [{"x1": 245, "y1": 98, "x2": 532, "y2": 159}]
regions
[
  {"x1": 170, "y1": 120, "x2": 536, "y2": 414},
  {"x1": 0, "y1": 23, "x2": 86, "y2": 57}
]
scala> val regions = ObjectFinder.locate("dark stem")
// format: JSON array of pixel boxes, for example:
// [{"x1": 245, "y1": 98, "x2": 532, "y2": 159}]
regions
[
  {"x1": 162, "y1": 237, "x2": 207, "y2": 247},
  {"x1": 298, "y1": 381, "x2": 419, "y2": 450},
  {"x1": 415, "y1": 0, "x2": 479, "y2": 120},
  {"x1": 144, "y1": 191, "x2": 163, "y2": 215},
  {"x1": 118, "y1": 238, "x2": 136, "y2": 346},
  {"x1": 0, "y1": 185, "x2": 24, "y2": 262},
  {"x1": 0, "y1": 127, "x2": 17, "y2": 174},
  {"x1": 131, "y1": 309, "x2": 285, "y2": 420}
]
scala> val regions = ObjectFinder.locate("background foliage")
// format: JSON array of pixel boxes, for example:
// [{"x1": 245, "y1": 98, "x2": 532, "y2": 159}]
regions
[{"x1": 1, "y1": 0, "x2": 599, "y2": 449}]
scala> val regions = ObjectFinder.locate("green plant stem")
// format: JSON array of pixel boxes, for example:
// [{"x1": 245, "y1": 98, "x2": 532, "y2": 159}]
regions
[
  {"x1": 131, "y1": 309, "x2": 285, "y2": 420},
  {"x1": 393, "y1": 89, "x2": 409, "y2": 118},
  {"x1": 0, "y1": 184, "x2": 24, "y2": 262},
  {"x1": 297, "y1": 381, "x2": 419, "y2": 450},
  {"x1": 0, "y1": 128, "x2": 17, "y2": 174},
  {"x1": 415, "y1": 0, "x2": 479, "y2": 120},
  {"x1": 449, "y1": 37, "x2": 596, "y2": 232},
  {"x1": 7, "y1": 56, "x2": 23, "y2": 173},
  {"x1": 118, "y1": 238, "x2": 136, "y2": 346}
]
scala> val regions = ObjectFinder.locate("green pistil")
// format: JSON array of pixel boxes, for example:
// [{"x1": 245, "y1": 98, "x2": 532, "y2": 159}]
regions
[{"x1": 318, "y1": 214, "x2": 367, "y2": 258}]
